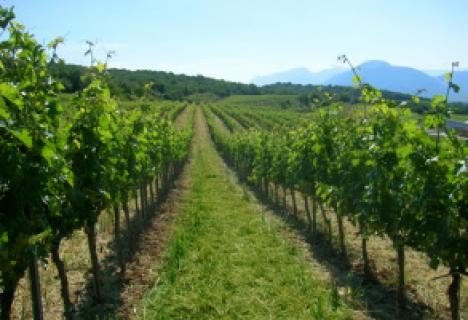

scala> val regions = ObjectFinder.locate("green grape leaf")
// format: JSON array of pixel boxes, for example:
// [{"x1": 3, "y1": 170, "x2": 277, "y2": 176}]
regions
[
  {"x1": 0, "y1": 83, "x2": 22, "y2": 108},
  {"x1": 0, "y1": 105, "x2": 10, "y2": 119},
  {"x1": 352, "y1": 75, "x2": 361, "y2": 85},
  {"x1": 47, "y1": 36, "x2": 64, "y2": 49},
  {"x1": 450, "y1": 83, "x2": 460, "y2": 93},
  {"x1": 41, "y1": 145, "x2": 55, "y2": 163},
  {"x1": 0, "y1": 232, "x2": 8, "y2": 244},
  {"x1": 11, "y1": 128, "x2": 33, "y2": 148},
  {"x1": 96, "y1": 62, "x2": 107, "y2": 73},
  {"x1": 431, "y1": 95, "x2": 446, "y2": 108}
]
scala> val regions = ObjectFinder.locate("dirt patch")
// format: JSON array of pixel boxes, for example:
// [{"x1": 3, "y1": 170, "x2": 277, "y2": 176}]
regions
[
  {"x1": 115, "y1": 164, "x2": 193, "y2": 318},
  {"x1": 222, "y1": 178, "x2": 466, "y2": 319},
  {"x1": 205, "y1": 107, "x2": 231, "y2": 133},
  {"x1": 117, "y1": 107, "x2": 202, "y2": 318},
  {"x1": 278, "y1": 188, "x2": 466, "y2": 319},
  {"x1": 174, "y1": 104, "x2": 191, "y2": 127}
]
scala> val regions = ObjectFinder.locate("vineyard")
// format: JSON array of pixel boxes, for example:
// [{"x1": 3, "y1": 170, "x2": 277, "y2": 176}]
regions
[{"x1": 1, "y1": 6, "x2": 467, "y2": 320}]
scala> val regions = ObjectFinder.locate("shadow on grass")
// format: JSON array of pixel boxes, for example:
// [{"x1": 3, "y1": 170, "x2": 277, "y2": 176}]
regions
[
  {"x1": 232, "y1": 173, "x2": 435, "y2": 320},
  {"x1": 73, "y1": 166, "x2": 185, "y2": 319}
]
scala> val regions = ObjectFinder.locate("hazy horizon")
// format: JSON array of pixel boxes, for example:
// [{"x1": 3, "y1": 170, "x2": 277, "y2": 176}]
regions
[{"x1": 7, "y1": 0, "x2": 468, "y2": 82}]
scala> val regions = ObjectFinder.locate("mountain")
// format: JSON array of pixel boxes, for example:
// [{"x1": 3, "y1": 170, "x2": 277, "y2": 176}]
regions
[
  {"x1": 325, "y1": 61, "x2": 468, "y2": 102},
  {"x1": 251, "y1": 67, "x2": 345, "y2": 86},
  {"x1": 423, "y1": 69, "x2": 448, "y2": 77},
  {"x1": 252, "y1": 62, "x2": 468, "y2": 102},
  {"x1": 324, "y1": 60, "x2": 446, "y2": 99}
]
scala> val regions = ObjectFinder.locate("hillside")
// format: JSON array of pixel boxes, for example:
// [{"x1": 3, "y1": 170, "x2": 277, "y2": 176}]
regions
[{"x1": 49, "y1": 63, "x2": 261, "y2": 100}]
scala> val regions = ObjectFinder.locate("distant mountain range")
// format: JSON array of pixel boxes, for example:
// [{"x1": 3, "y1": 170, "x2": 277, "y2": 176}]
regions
[{"x1": 251, "y1": 61, "x2": 468, "y2": 102}]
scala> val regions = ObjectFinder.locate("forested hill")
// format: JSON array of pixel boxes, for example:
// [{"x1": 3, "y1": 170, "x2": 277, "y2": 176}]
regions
[
  {"x1": 50, "y1": 63, "x2": 468, "y2": 113},
  {"x1": 49, "y1": 63, "x2": 260, "y2": 99}
]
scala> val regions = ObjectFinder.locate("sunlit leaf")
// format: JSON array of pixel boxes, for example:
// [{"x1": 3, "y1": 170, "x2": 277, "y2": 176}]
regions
[{"x1": 11, "y1": 128, "x2": 33, "y2": 148}]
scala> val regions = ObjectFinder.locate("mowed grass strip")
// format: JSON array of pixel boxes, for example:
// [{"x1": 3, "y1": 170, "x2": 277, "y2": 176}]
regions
[{"x1": 140, "y1": 110, "x2": 350, "y2": 319}]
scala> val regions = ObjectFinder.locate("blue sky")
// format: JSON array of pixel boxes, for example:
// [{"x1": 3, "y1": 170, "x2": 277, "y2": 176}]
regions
[{"x1": 6, "y1": 0, "x2": 468, "y2": 82}]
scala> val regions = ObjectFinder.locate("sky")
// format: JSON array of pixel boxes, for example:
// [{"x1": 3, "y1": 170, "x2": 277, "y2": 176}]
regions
[{"x1": 5, "y1": 0, "x2": 468, "y2": 82}]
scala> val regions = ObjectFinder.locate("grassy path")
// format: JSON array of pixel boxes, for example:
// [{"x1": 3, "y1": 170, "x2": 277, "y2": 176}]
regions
[{"x1": 140, "y1": 108, "x2": 351, "y2": 319}]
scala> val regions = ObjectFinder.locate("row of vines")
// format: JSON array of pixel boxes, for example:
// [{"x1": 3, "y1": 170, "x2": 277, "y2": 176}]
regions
[
  {"x1": 205, "y1": 61, "x2": 467, "y2": 319},
  {"x1": 0, "y1": 7, "x2": 192, "y2": 319}
]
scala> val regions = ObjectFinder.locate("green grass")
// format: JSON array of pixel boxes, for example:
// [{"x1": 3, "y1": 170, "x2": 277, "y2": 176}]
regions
[
  {"x1": 139, "y1": 110, "x2": 350, "y2": 319},
  {"x1": 450, "y1": 113, "x2": 468, "y2": 122},
  {"x1": 411, "y1": 111, "x2": 468, "y2": 122},
  {"x1": 220, "y1": 94, "x2": 299, "y2": 107}
]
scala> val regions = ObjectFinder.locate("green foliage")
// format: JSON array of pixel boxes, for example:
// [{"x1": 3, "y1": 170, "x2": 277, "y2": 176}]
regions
[
  {"x1": 206, "y1": 69, "x2": 467, "y2": 317},
  {"x1": 0, "y1": 5, "x2": 69, "y2": 294},
  {"x1": 67, "y1": 66, "x2": 118, "y2": 225},
  {"x1": 0, "y1": 7, "x2": 193, "y2": 317}
]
